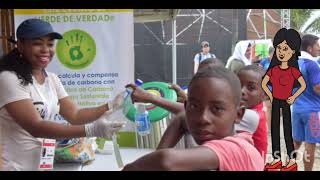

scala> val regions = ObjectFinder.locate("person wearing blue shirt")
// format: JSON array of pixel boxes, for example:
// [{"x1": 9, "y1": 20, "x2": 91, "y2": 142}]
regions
[
  {"x1": 193, "y1": 41, "x2": 216, "y2": 74},
  {"x1": 259, "y1": 47, "x2": 274, "y2": 133},
  {"x1": 292, "y1": 34, "x2": 320, "y2": 171},
  {"x1": 260, "y1": 47, "x2": 274, "y2": 72}
]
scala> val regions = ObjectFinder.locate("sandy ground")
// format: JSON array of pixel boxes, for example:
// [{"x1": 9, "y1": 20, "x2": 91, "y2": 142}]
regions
[{"x1": 266, "y1": 118, "x2": 320, "y2": 171}]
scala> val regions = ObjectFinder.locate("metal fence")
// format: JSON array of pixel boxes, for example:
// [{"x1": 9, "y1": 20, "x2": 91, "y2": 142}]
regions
[{"x1": 134, "y1": 9, "x2": 247, "y2": 87}]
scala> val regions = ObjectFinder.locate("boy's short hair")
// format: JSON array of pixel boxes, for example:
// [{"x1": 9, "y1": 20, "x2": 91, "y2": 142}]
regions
[
  {"x1": 190, "y1": 66, "x2": 241, "y2": 105},
  {"x1": 238, "y1": 65, "x2": 265, "y2": 78},
  {"x1": 199, "y1": 58, "x2": 224, "y2": 68},
  {"x1": 301, "y1": 34, "x2": 319, "y2": 51}
]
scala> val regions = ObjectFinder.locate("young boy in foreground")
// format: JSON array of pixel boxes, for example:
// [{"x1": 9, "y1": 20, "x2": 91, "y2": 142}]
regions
[{"x1": 122, "y1": 66, "x2": 264, "y2": 171}]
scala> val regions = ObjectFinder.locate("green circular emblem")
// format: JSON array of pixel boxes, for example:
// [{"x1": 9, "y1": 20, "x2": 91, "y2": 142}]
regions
[
  {"x1": 56, "y1": 29, "x2": 96, "y2": 70},
  {"x1": 125, "y1": 81, "x2": 177, "y2": 123}
]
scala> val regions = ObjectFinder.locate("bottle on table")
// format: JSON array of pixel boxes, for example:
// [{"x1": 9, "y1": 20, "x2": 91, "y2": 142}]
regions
[{"x1": 135, "y1": 103, "x2": 151, "y2": 136}]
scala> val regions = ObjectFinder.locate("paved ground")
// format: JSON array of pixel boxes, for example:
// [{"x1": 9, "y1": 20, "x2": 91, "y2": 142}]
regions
[{"x1": 266, "y1": 118, "x2": 320, "y2": 171}]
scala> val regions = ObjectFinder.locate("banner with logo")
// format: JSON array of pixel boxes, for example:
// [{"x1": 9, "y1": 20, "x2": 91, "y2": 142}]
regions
[{"x1": 14, "y1": 10, "x2": 136, "y2": 134}]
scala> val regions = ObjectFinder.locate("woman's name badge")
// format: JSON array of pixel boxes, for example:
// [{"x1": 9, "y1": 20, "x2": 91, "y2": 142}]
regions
[{"x1": 39, "y1": 139, "x2": 56, "y2": 170}]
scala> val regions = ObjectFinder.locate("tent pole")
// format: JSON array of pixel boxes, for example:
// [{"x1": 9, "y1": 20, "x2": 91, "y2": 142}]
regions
[
  {"x1": 263, "y1": 9, "x2": 267, "y2": 40},
  {"x1": 172, "y1": 17, "x2": 177, "y2": 84}
]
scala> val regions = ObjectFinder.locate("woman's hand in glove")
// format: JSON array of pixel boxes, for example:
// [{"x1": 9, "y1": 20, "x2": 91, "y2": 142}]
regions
[
  {"x1": 85, "y1": 115, "x2": 126, "y2": 138},
  {"x1": 107, "y1": 91, "x2": 126, "y2": 112}
]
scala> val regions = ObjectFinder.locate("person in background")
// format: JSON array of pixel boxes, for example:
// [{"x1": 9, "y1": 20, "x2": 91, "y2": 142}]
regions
[
  {"x1": 193, "y1": 41, "x2": 216, "y2": 74},
  {"x1": 292, "y1": 34, "x2": 320, "y2": 171},
  {"x1": 0, "y1": 19, "x2": 125, "y2": 171},
  {"x1": 225, "y1": 41, "x2": 252, "y2": 74},
  {"x1": 237, "y1": 65, "x2": 268, "y2": 162},
  {"x1": 260, "y1": 47, "x2": 275, "y2": 71}
]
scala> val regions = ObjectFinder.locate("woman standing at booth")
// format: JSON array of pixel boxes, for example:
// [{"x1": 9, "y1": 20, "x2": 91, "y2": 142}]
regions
[{"x1": 0, "y1": 19, "x2": 125, "y2": 171}]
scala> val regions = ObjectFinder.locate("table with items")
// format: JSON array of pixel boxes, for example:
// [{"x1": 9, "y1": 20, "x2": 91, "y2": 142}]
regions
[{"x1": 54, "y1": 148, "x2": 153, "y2": 171}]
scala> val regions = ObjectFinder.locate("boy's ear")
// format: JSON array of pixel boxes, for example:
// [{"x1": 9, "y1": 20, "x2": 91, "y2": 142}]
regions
[
  {"x1": 235, "y1": 104, "x2": 246, "y2": 124},
  {"x1": 307, "y1": 46, "x2": 312, "y2": 54}
]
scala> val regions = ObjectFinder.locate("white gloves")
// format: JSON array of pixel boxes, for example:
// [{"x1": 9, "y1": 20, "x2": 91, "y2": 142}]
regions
[
  {"x1": 85, "y1": 114, "x2": 126, "y2": 138},
  {"x1": 107, "y1": 91, "x2": 126, "y2": 112},
  {"x1": 85, "y1": 91, "x2": 128, "y2": 138}
]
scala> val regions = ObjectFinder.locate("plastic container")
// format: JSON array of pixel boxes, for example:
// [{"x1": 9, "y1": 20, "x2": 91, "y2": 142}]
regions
[
  {"x1": 135, "y1": 103, "x2": 151, "y2": 136},
  {"x1": 123, "y1": 79, "x2": 143, "y2": 116},
  {"x1": 122, "y1": 88, "x2": 134, "y2": 116}
]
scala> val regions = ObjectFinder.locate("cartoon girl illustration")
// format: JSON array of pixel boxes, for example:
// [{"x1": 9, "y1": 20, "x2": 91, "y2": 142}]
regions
[{"x1": 262, "y1": 28, "x2": 306, "y2": 171}]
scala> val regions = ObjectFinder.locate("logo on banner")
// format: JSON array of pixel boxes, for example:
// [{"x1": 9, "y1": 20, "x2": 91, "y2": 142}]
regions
[{"x1": 56, "y1": 29, "x2": 96, "y2": 70}]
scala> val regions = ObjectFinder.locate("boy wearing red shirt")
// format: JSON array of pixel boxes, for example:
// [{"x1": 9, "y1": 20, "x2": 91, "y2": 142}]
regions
[{"x1": 237, "y1": 65, "x2": 268, "y2": 162}]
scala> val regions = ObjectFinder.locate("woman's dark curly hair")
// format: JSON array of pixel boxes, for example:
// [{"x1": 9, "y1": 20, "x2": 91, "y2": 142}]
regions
[{"x1": 0, "y1": 48, "x2": 33, "y2": 86}]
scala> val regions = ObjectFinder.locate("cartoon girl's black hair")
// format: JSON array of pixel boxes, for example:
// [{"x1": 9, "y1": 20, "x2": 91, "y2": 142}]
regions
[{"x1": 264, "y1": 28, "x2": 302, "y2": 88}]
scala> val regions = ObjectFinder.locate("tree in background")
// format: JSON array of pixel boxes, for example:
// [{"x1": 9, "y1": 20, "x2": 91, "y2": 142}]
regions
[{"x1": 291, "y1": 9, "x2": 320, "y2": 34}]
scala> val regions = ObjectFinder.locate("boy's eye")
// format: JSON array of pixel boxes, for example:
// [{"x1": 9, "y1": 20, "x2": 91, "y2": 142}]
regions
[
  {"x1": 248, "y1": 85, "x2": 256, "y2": 91},
  {"x1": 210, "y1": 105, "x2": 224, "y2": 113},
  {"x1": 284, "y1": 47, "x2": 288, "y2": 51},
  {"x1": 188, "y1": 103, "x2": 198, "y2": 110}
]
